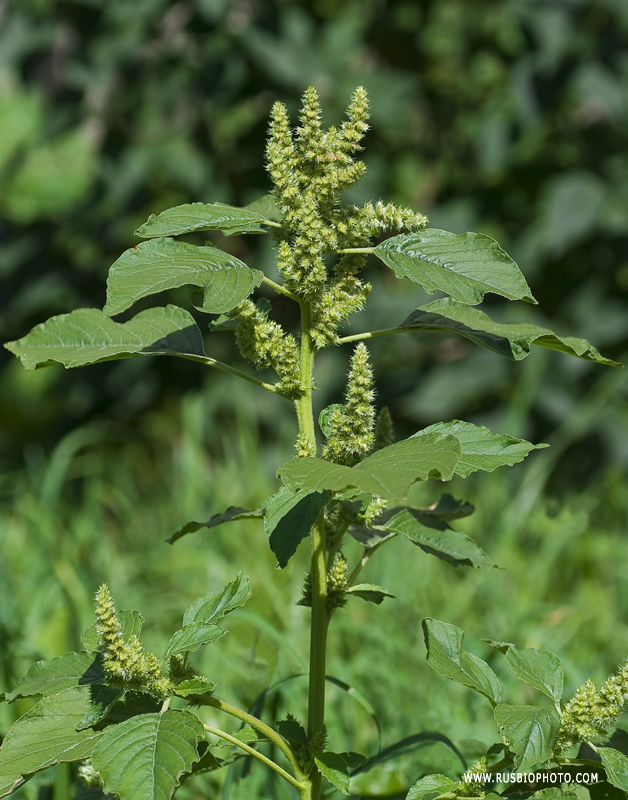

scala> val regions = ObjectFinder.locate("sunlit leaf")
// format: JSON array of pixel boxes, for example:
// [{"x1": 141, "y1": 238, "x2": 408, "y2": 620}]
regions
[
  {"x1": 0, "y1": 687, "x2": 104, "y2": 797},
  {"x1": 345, "y1": 584, "x2": 395, "y2": 604},
  {"x1": 134, "y1": 202, "x2": 280, "y2": 238},
  {"x1": 374, "y1": 230, "x2": 536, "y2": 305},
  {"x1": 414, "y1": 420, "x2": 547, "y2": 478},
  {"x1": 315, "y1": 752, "x2": 351, "y2": 795},
  {"x1": 599, "y1": 748, "x2": 628, "y2": 792},
  {"x1": 399, "y1": 298, "x2": 620, "y2": 365},
  {"x1": 183, "y1": 572, "x2": 251, "y2": 626},
  {"x1": 163, "y1": 623, "x2": 226, "y2": 658},
  {"x1": 7, "y1": 652, "x2": 105, "y2": 701},
  {"x1": 503, "y1": 647, "x2": 564, "y2": 703},
  {"x1": 406, "y1": 773, "x2": 457, "y2": 800},
  {"x1": 278, "y1": 434, "x2": 461, "y2": 501},
  {"x1": 494, "y1": 704, "x2": 561, "y2": 770},
  {"x1": 92, "y1": 710, "x2": 205, "y2": 800},
  {"x1": 423, "y1": 618, "x2": 501, "y2": 704},
  {"x1": 4, "y1": 306, "x2": 205, "y2": 370}
]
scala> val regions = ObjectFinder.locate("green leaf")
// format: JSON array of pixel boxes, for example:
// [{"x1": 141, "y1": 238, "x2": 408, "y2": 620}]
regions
[
  {"x1": 102, "y1": 238, "x2": 263, "y2": 317},
  {"x1": 134, "y1": 202, "x2": 279, "y2": 238},
  {"x1": 406, "y1": 774, "x2": 457, "y2": 800},
  {"x1": 414, "y1": 420, "x2": 547, "y2": 478},
  {"x1": 183, "y1": 571, "x2": 251, "y2": 626},
  {"x1": 92, "y1": 710, "x2": 205, "y2": 800},
  {"x1": 163, "y1": 623, "x2": 226, "y2": 658},
  {"x1": 173, "y1": 677, "x2": 216, "y2": 698},
  {"x1": 400, "y1": 298, "x2": 620, "y2": 366},
  {"x1": 4, "y1": 306, "x2": 206, "y2": 370},
  {"x1": 374, "y1": 230, "x2": 536, "y2": 305},
  {"x1": 423, "y1": 618, "x2": 501, "y2": 704},
  {"x1": 599, "y1": 748, "x2": 628, "y2": 792},
  {"x1": 264, "y1": 486, "x2": 331, "y2": 568},
  {"x1": 7, "y1": 652, "x2": 105, "y2": 701},
  {"x1": 77, "y1": 686, "x2": 124, "y2": 730},
  {"x1": 345, "y1": 584, "x2": 396, "y2": 604},
  {"x1": 82, "y1": 610, "x2": 144, "y2": 652},
  {"x1": 529, "y1": 790, "x2": 579, "y2": 800},
  {"x1": 168, "y1": 507, "x2": 264, "y2": 544},
  {"x1": 278, "y1": 433, "x2": 461, "y2": 501},
  {"x1": 319, "y1": 404, "x2": 345, "y2": 438},
  {"x1": 504, "y1": 647, "x2": 564, "y2": 704},
  {"x1": 0, "y1": 687, "x2": 104, "y2": 798},
  {"x1": 494, "y1": 704, "x2": 561, "y2": 771},
  {"x1": 315, "y1": 752, "x2": 351, "y2": 795},
  {"x1": 425, "y1": 493, "x2": 475, "y2": 521},
  {"x1": 379, "y1": 508, "x2": 495, "y2": 570}
]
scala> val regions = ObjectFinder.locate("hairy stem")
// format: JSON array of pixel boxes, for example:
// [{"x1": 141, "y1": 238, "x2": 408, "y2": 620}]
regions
[
  {"x1": 202, "y1": 723, "x2": 305, "y2": 790},
  {"x1": 262, "y1": 275, "x2": 302, "y2": 303}
]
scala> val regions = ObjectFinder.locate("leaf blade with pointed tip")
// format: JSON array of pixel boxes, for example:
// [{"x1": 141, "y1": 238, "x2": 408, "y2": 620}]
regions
[
  {"x1": 406, "y1": 774, "x2": 457, "y2": 800},
  {"x1": 163, "y1": 623, "x2": 226, "y2": 658},
  {"x1": 6, "y1": 652, "x2": 105, "y2": 701},
  {"x1": 315, "y1": 752, "x2": 351, "y2": 795},
  {"x1": 134, "y1": 202, "x2": 279, "y2": 238},
  {"x1": 374, "y1": 230, "x2": 536, "y2": 305},
  {"x1": 264, "y1": 486, "x2": 331, "y2": 568},
  {"x1": 379, "y1": 508, "x2": 495, "y2": 570},
  {"x1": 345, "y1": 584, "x2": 395, "y2": 604},
  {"x1": 494, "y1": 704, "x2": 561, "y2": 771},
  {"x1": 414, "y1": 420, "x2": 547, "y2": 478},
  {"x1": 183, "y1": 572, "x2": 251, "y2": 626},
  {"x1": 4, "y1": 306, "x2": 205, "y2": 370},
  {"x1": 168, "y1": 507, "x2": 264, "y2": 544},
  {"x1": 278, "y1": 434, "x2": 461, "y2": 501},
  {"x1": 599, "y1": 748, "x2": 628, "y2": 792},
  {"x1": 91, "y1": 710, "x2": 205, "y2": 800},
  {"x1": 423, "y1": 618, "x2": 501, "y2": 704},
  {"x1": 81, "y1": 610, "x2": 144, "y2": 652},
  {"x1": 504, "y1": 647, "x2": 564, "y2": 704},
  {"x1": 103, "y1": 238, "x2": 263, "y2": 317},
  {"x1": 399, "y1": 298, "x2": 620, "y2": 365}
]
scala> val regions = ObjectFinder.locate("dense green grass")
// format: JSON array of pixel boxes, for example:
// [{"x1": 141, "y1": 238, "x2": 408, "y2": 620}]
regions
[{"x1": 2, "y1": 365, "x2": 628, "y2": 799}]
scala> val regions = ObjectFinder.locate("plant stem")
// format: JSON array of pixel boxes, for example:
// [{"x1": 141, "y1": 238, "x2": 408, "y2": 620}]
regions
[
  {"x1": 202, "y1": 723, "x2": 305, "y2": 791},
  {"x1": 336, "y1": 327, "x2": 407, "y2": 345},
  {"x1": 186, "y1": 353, "x2": 282, "y2": 393},
  {"x1": 295, "y1": 300, "x2": 328, "y2": 800},
  {"x1": 203, "y1": 695, "x2": 302, "y2": 776},
  {"x1": 335, "y1": 247, "x2": 375, "y2": 254},
  {"x1": 262, "y1": 275, "x2": 302, "y2": 303}
]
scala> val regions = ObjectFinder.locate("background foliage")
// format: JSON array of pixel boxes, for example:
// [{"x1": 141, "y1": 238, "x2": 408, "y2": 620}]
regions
[{"x1": 2, "y1": 1, "x2": 628, "y2": 797}]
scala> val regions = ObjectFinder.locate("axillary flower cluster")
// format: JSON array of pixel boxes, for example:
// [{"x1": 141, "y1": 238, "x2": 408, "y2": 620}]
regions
[
  {"x1": 556, "y1": 661, "x2": 628, "y2": 752},
  {"x1": 230, "y1": 86, "x2": 427, "y2": 417}
]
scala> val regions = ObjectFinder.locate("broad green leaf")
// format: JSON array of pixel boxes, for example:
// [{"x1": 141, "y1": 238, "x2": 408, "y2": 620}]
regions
[
  {"x1": 319, "y1": 404, "x2": 345, "y2": 437},
  {"x1": 315, "y1": 752, "x2": 351, "y2": 795},
  {"x1": 530, "y1": 791, "x2": 579, "y2": 800},
  {"x1": 82, "y1": 609, "x2": 144, "y2": 652},
  {"x1": 400, "y1": 298, "x2": 620, "y2": 366},
  {"x1": 92, "y1": 710, "x2": 205, "y2": 800},
  {"x1": 599, "y1": 748, "x2": 628, "y2": 792},
  {"x1": 374, "y1": 230, "x2": 536, "y2": 305},
  {"x1": 183, "y1": 572, "x2": 251, "y2": 626},
  {"x1": 494, "y1": 704, "x2": 561, "y2": 771},
  {"x1": 4, "y1": 306, "x2": 206, "y2": 371},
  {"x1": 504, "y1": 647, "x2": 564, "y2": 703},
  {"x1": 0, "y1": 686, "x2": 104, "y2": 798},
  {"x1": 277, "y1": 719, "x2": 307, "y2": 745},
  {"x1": 168, "y1": 507, "x2": 263, "y2": 544},
  {"x1": 414, "y1": 420, "x2": 547, "y2": 478},
  {"x1": 173, "y1": 677, "x2": 216, "y2": 698},
  {"x1": 423, "y1": 618, "x2": 501, "y2": 704},
  {"x1": 134, "y1": 202, "x2": 280, "y2": 238},
  {"x1": 345, "y1": 584, "x2": 396, "y2": 604},
  {"x1": 7, "y1": 652, "x2": 105, "y2": 701},
  {"x1": 406, "y1": 774, "x2": 457, "y2": 800},
  {"x1": 264, "y1": 486, "x2": 331, "y2": 568},
  {"x1": 278, "y1": 433, "x2": 461, "y2": 501},
  {"x1": 163, "y1": 623, "x2": 226, "y2": 658},
  {"x1": 379, "y1": 508, "x2": 495, "y2": 570},
  {"x1": 102, "y1": 238, "x2": 263, "y2": 317}
]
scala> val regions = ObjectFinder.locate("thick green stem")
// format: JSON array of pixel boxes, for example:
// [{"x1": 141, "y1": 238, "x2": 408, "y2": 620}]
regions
[{"x1": 294, "y1": 301, "x2": 329, "y2": 800}]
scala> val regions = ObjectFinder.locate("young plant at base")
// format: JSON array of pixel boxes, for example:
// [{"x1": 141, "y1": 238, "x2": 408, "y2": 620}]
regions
[{"x1": 0, "y1": 87, "x2": 622, "y2": 800}]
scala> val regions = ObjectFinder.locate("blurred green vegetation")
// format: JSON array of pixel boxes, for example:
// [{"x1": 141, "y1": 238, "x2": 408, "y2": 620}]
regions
[{"x1": 2, "y1": 1, "x2": 628, "y2": 797}]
